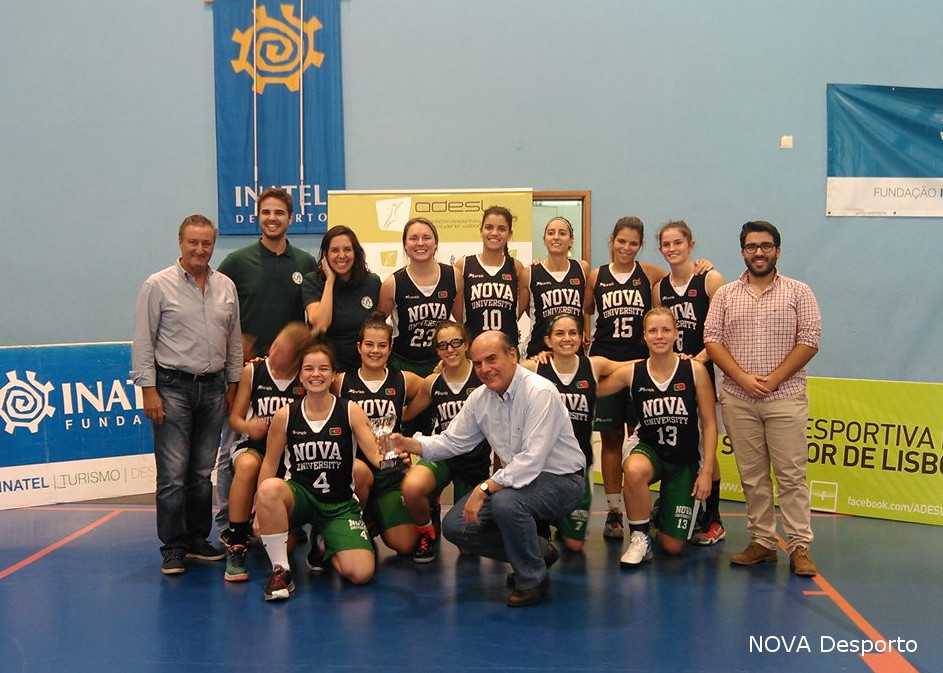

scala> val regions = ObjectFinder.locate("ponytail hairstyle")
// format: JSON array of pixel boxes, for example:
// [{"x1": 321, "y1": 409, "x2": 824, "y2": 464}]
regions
[{"x1": 357, "y1": 311, "x2": 393, "y2": 344}]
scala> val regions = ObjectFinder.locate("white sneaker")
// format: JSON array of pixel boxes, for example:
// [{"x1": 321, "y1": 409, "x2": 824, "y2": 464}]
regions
[{"x1": 620, "y1": 531, "x2": 653, "y2": 567}]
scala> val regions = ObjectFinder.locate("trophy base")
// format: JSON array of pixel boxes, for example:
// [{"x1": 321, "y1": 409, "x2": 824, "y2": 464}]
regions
[{"x1": 378, "y1": 457, "x2": 408, "y2": 474}]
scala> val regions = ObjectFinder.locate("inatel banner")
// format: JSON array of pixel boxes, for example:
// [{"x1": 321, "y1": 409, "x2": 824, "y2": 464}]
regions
[
  {"x1": 0, "y1": 343, "x2": 155, "y2": 510},
  {"x1": 826, "y1": 84, "x2": 943, "y2": 217},
  {"x1": 213, "y1": 0, "x2": 345, "y2": 234}
]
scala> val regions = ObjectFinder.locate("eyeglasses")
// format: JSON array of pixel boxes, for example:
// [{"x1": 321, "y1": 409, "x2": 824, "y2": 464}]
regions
[
  {"x1": 743, "y1": 242, "x2": 776, "y2": 253},
  {"x1": 435, "y1": 338, "x2": 465, "y2": 351}
]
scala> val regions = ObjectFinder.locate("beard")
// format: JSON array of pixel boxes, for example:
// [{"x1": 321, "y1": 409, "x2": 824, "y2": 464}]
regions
[{"x1": 746, "y1": 256, "x2": 777, "y2": 277}]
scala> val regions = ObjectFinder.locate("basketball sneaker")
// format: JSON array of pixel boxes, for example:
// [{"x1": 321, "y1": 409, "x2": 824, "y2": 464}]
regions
[
  {"x1": 264, "y1": 565, "x2": 295, "y2": 601},
  {"x1": 603, "y1": 511, "x2": 624, "y2": 540},
  {"x1": 620, "y1": 531, "x2": 653, "y2": 567},
  {"x1": 224, "y1": 544, "x2": 249, "y2": 582}
]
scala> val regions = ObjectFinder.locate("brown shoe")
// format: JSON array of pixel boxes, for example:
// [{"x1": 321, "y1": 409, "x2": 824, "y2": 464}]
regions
[
  {"x1": 730, "y1": 542, "x2": 778, "y2": 566},
  {"x1": 789, "y1": 546, "x2": 817, "y2": 577},
  {"x1": 507, "y1": 577, "x2": 550, "y2": 607}
]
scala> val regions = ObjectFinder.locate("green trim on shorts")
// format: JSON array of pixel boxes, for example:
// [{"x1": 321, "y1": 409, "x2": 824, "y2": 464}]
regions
[
  {"x1": 286, "y1": 481, "x2": 373, "y2": 557},
  {"x1": 556, "y1": 471, "x2": 593, "y2": 542},
  {"x1": 630, "y1": 443, "x2": 698, "y2": 541}
]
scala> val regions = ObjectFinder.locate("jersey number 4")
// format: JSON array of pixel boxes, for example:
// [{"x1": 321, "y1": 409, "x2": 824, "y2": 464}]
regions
[{"x1": 311, "y1": 471, "x2": 330, "y2": 493}]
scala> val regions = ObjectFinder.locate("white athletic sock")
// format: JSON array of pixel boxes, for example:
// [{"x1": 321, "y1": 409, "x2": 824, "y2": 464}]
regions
[
  {"x1": 261, "y1": 532, "x2": 290, "y2": 570},
  {"x1": 605, "y1": 493, "x2": 623, "y2": 513}
]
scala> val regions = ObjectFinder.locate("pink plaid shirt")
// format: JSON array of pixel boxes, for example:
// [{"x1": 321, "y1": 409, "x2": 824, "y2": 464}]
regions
[{"x1": 704, "y1": 271, "x2": 821, "y2": 402}]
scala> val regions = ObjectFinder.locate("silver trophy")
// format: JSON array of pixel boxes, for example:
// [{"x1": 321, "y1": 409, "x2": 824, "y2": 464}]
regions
[{"x1": 371, "y1": 413, "x2": 406, "y2": 473}]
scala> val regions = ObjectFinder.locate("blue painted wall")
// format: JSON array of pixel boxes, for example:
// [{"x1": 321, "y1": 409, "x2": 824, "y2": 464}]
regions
[{"x1": 1, "y1": 1, "x2": 941, "y2": 382}]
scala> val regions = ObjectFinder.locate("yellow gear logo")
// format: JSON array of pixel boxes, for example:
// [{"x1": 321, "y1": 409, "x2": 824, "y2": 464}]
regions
[{"x1": 231, "y1": 4, "x2": 325, "y2": 94}]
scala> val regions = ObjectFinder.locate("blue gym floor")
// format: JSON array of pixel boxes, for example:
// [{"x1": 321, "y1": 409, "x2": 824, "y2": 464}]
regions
[{"x1": 0, "y1": 491, "x2": 936, "y2": 673}]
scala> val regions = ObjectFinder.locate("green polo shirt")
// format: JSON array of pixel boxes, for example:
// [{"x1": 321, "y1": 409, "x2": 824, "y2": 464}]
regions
[{"x1": 217, "y1": 239, "x2": 317, "y2": 355}]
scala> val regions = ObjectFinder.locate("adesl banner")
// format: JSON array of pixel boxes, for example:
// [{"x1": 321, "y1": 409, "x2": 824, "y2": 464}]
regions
[
  {"x1": 0, "y1": 343, "x2": 155, "y2": 510},
  {"x1": 717, "y1": 377, "x2": 943, "y2": 526},
  {"x1": 328, "y1": 189, "x2": 534, "y2": 277},
  {"x1": 826, "y1": 84, "x2": 943, "y2": 217},
  {"x1": 213, "y1": 0, "x2": 345, "y2": 234},
  {"x1": 329, "y1": 188, "x2": 535, "y2": 344}
]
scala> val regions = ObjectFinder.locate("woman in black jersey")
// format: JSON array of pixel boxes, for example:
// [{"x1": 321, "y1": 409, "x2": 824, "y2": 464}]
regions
[
  {"x1": 523, "y1": 314, "x2": 624, "y2": 551},
  {"x1": 378, "y1": 217, "x2": 462, "y2": 377},
  {"x1": 526, "y1": 216, "x2": 590, "y2": 358},
  {"x1": 587, "y1": 216, "x2": 667, "y2": 540},
  {"x1": 255, "y1": 345, "x2": 388, "y2": 600},
  {"x1": 334, "y1": 313, "x2": 424, "y2": 556},
  {"x1": 401, "y1": 321, "x2": 491, "y2": 562},
  {"x1": 455, "y1": 206, "x2": 529, "y2": 345},
  {"x1": 597, "y1": 308, "x2": 718, "y2": 567},
  {"x1": 588, "y1": 216, "x2": 712, "y2": 541},
  {"x1": 221, "y1": 322, "x2": 318, "y2": 583},
  {"x1": 652, "y1": 220, "x2": 726, "y2": 545}
]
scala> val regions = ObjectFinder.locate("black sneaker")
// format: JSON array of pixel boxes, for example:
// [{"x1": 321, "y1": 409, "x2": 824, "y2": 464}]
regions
[
  {"x1": 305, "y1": 534, "x2": 327, "y2": 574},
  {"x1": 290, "y1": 526, "x2": 309, "y2": 546},
  {"x1": 218, "y1": 528, "x2": 233, "y2": 548},
  {"x1": 161, "y1": 549, "x2": 186, "y2": 575},
  {"x1": 264, "y1": 565, "x2": 295, "y2": 601},
  {"x1": 412, "y1": 530, "x2": 436, "y2": 564},
  {"x1": 186, "y1": 540, "x2": 225, "y2": 561}
]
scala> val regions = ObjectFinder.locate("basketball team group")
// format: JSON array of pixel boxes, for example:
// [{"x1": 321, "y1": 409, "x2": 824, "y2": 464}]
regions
[{"x1": 131, "y1": 187, "x2": 821, "y2": 607}]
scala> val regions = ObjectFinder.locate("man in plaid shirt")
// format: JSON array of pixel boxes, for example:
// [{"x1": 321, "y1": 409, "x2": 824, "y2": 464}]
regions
[{"x1": 704, "y1": 221, "x2": 821, "y2": 577}]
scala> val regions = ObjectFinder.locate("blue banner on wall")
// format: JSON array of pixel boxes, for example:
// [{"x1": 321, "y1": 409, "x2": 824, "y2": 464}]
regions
[
  {"x1": 0, "y1": 343, "x2": 159, "y2": 509},
  {"x1": 826, "y1": 84, "x2": 943, "y2": 216},
  {"x1": 213, "y1": 0, "x2": 345, "y2": 234},
  {"x1": 0, "y1": 344, "x2": 150, "y2": 468}
]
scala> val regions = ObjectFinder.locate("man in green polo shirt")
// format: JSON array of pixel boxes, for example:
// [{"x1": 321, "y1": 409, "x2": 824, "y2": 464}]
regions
[
  {"x1": 217, "y1": 187, "x2": 318, "y2": 358},
  {"x1": 214, "y1": 187, "x2": 318, "y2": 539}
]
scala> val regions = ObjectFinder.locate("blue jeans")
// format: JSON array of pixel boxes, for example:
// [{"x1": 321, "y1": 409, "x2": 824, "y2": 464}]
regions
[
  {"x1": 153, "y1": 370, "x2": 227, "y2": 553},
  {"x1": 443, "y1": 471, "x2": 584, "y2": 591},
  {"x1": 213, "y1": 426, "x2": 238, "y2": 533}
]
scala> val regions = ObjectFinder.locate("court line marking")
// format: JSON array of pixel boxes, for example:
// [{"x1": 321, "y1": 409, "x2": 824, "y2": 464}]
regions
[
  {"x1": 0, "y1": 505, "x2": 926, "y2": 671},
  {"x1": 777, "y1": 536, "x2": 919, "y2": 673},
  {"x1": 0, "y1": 510, "x2": 123, "y2": 581},
  {"x1": 25, "y1": 506, "x2": 153, "y2": 512}
]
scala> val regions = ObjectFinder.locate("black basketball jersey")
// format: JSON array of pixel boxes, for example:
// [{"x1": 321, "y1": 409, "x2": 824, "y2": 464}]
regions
[
  {"x1": 339, "y1": 368, "x2": 407, "y2": 434},
  {"x1": 536, "y1": 355, "x2": 596, "y2": 465},
  {"x1": 428, "y1": 367, "x2": 491, "y2": 483},
  {"x1": 339, "y1": 368, "x2": 407, "y2": 485},
  {"x1": 235, "y1": 359, "x2": 305, "y2": 454},
  {"x1": 657, "y1": 273, "x2": 711, "y2": 359},
  {"x1": 283, "y1": 396, "x2": 356, "y2": 502},
  {"x1": 391, "y1": 263, "x2": 456, "y2": 362},
  {"x1": 527, "y1": 259, "x2": 586, "y2": 357},
  {"x1": 590, "y1": 263, "x2": 651, "y2": 361},
  {"x1": 462, "y1": 254, "x2": 519, "y2": 344},
  {"x1": 630, "y1": 358, "x2": 700, "y2": 464}
]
